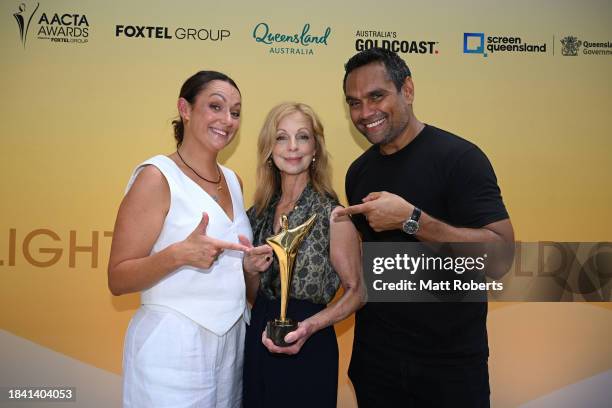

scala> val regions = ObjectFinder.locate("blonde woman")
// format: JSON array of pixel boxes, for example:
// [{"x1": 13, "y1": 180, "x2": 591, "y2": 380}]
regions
[{"x1": 242, "y1": 102, "x2": 365, "y2": 407}]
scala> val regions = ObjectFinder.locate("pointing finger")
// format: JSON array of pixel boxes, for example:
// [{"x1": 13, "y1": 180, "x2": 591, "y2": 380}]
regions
[
  {"x1": 208, "y1": 237, "x2": 249, "y2": 252},
  {"x1": 339, "y1": 202, "x2": 372, "y2": 216},
  {"x1": 362, "y1": 192, "x2": 383, "y2": 202},
  {"x1": 238, "y1": 234, "x2": 253, "y2": 249},
  {"x1": 333, "y1": 207, "x2": 349, "y2": 218},
  {"x1": 248, "y1": 244, "x2": 273, "y2": 256}
]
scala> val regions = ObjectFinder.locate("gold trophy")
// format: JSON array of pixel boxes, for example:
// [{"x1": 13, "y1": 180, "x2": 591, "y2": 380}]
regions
[{"x1": 266, "y1": 213, "x2": 317, "y2": 347}]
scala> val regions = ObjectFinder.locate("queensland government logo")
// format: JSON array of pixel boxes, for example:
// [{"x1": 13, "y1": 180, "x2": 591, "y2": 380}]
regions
[
  {"x1": 115, "y1": 24, "x2": 229, "y2": 41},
  {"x1": 560, "y1": 35, "x2": 611, "y2": 56},
  {"x1": 354, "y1": 30, "x2": 439, "y2": 55},
  {"x1": 560, "y1": 36, "x2": 581, "y2": 56},
  {"x1": 252, "y1": 22, "x2": 331, "y2": 56},
  {"x1": 463, "y1": 32, "x2": 546, "y2": 57},
  {"x1": 13, "y1": 1, "x2": 89, "y2": 47}
]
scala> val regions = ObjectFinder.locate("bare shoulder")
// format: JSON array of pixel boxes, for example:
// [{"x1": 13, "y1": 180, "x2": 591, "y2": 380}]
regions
[
  {"x1": 133, "y1": 164, "x2": 166, "y2": 188},
  {"x1": 122, "y1": 164, "x2": 170, "y2": 211}
]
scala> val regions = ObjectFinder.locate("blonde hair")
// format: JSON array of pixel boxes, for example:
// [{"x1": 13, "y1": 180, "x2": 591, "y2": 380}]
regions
[{"x1": 253, "y1": 102, "x2": 337, "y2": 216}]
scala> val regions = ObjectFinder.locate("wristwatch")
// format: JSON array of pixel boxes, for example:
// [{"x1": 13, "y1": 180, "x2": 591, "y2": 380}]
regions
[{"x1": 402, "y1": 207, "x2": 421, "y2": 235}]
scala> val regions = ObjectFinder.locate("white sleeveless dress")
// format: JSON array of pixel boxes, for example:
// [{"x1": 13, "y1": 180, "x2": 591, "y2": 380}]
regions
[{"x1": 122, "y1": 155, "x2": 252, "y2": 408}]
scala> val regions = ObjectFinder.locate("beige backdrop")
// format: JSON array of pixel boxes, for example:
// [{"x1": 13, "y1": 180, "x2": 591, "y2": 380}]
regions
[{"x1": 1, "y1": 0, "x2": 611, "y2": 407}]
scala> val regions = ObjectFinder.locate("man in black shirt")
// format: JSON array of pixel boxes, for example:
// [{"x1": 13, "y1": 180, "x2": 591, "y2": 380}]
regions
[{"x1": 336, "y1": 47, "x2": 514, "y2": 407}]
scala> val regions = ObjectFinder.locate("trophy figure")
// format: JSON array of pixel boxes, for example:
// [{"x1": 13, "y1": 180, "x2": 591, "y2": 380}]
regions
[{"x1": 266, "y1": 213, "x2": 317, "y2": 347}]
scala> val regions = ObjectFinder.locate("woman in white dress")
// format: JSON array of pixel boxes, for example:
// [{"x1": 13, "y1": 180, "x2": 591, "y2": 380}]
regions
[{"x1": 108, "y1": 71, "x2": 272, "y2": 408}]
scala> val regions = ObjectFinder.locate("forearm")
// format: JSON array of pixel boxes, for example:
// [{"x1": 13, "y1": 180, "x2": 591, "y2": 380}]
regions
[
  {"x1": 244, "y1": 271, "x2": 260, "y2": 306},
  {"x1": 304, "y1": 282, "x2": 366, "y2": 333},
  {"x1": 312, "y1": 207, "x2": 366, "y2": 333},
  {"x1": 345, "y1": 192, "x2": 512, "y2": 243},
  {"x1": 417, "y1": 213, "x2": 513, "y2": 243},
  {"x1": 108, "y1": 243, "x2": 182, "y2": 295}
]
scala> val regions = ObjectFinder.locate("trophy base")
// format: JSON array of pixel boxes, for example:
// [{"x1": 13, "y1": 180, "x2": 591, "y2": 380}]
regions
[{"x1": 266, "y1": 318, "x2": 298, "y2": 347}]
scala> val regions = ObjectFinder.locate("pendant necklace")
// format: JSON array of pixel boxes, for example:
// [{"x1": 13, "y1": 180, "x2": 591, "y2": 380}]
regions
[{"x1": 176, "y1": 150, "x2": 223, "y2": 200}]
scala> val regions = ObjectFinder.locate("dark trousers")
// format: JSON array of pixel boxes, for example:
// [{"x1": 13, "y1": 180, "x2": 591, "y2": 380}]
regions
[
  {"x1": 349, "y1": 345, "x2": 490, "y2": 408},
  {"x1": 243, "y1": 295, "x2": 338, "y2": 408}
]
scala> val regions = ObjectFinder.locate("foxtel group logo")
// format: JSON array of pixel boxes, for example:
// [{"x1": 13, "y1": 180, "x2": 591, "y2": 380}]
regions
[
  {"x1": 115, "y1": 25, "x2": 230, "y2": 41},
  {"x1": 463, "y1": 32, "x2": 547, "y2": 57}
]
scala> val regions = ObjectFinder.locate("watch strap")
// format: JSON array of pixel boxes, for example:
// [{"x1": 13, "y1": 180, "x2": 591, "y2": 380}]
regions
[{"x1": 410, "y1": 206, "x2": 422, "y2": 222}]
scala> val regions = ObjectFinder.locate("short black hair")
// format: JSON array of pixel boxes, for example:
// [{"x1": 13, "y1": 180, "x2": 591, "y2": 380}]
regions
[{"x1": 343, "y1": 47, "x2": 411, "y2": 93}]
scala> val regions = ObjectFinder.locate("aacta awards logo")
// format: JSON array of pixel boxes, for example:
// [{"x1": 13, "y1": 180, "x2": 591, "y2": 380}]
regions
[
  {"x1": 13, "y1": 1, "x2": 89, "y2": 47},
  {"x1": 13, "y1": 2, "x2": 39, "y2": 48}
]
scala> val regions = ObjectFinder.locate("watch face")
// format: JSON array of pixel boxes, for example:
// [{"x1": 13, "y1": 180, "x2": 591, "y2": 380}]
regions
[{"x1": 403, "y1": 220, "x2": 419, "y2": 234}]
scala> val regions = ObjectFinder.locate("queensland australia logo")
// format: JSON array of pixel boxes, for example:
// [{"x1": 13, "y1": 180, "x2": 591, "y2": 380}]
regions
[
  {"x1": 560, "y1": 36, "x2": 611, "y2": 56},
  {"x1": 14, "y1": 2, "x2": 89, "y2": 47},
  {"x1": 355, "y1": 30, "x2": 439, "y2": 55},
  {"x1": 252, "y1": 22, "x2": 331, "y2": 56},
  {"x1": 115, "y1": 24, "x2": 230, "y2": 42},
  {"x1": 463, "y1": 32, "x2": 546, "y2": 57}
]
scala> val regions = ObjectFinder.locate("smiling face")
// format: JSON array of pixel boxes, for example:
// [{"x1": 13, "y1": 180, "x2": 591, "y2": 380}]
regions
[
  {"x1": 344, "y1": 62, "x2": 414, "y2": 147},
  {"x1": 179, "y1": 80, "x2": 242, "y2": 153},
  {"x1": 271, "y1": 111, "x2": 316, "y2": 177}
]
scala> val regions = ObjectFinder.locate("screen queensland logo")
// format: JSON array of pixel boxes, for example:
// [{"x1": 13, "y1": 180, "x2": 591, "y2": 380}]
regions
[
  {"x1": 252, "y1": 22, "x2": 331, "y2": 56},
  {"x1": 463, "y1": 32, "x2": 547, "y2": 57},
  {"x1": 354, "y1": 29, "x2": 439, "y2": 55},
  {"x1": 13, "y1": 1, "x2": 90, "y2": 47}
]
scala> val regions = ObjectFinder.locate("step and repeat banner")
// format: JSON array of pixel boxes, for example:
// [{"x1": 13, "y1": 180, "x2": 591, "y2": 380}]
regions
[{"x1": 1, "y1": 0, "x2": 611, "y2": 406}]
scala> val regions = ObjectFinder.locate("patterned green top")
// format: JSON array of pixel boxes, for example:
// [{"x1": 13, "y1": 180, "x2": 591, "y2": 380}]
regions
[{"x1": 247, "y1": 184, "x2": 341, "y2": 304}]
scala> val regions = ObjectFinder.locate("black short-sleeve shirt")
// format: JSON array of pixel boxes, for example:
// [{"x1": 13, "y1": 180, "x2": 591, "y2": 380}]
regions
[{"x1": 346, "y1": 124, "x2": 509, "y2": 362}]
